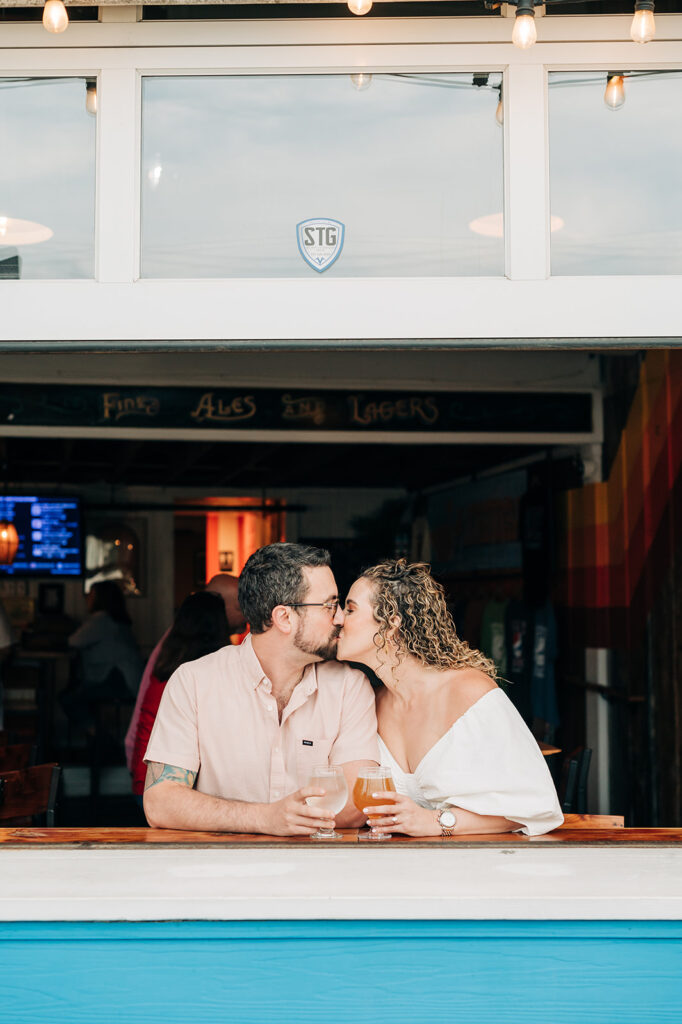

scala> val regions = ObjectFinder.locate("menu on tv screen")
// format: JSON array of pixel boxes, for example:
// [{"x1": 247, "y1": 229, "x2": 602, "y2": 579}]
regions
[{"x1": 0, "y1": 496, "x2": 82, "y2": 577}]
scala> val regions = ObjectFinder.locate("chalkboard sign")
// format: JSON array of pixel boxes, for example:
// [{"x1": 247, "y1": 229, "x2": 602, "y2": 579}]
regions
[{"x1": 0, "y1": 385, "x2": 592, "y2": 436}]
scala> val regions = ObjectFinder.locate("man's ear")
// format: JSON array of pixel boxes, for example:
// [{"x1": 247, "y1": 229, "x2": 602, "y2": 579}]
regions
[{"x1": 271, "y1": 604, "x2": 295, "y2": 636}]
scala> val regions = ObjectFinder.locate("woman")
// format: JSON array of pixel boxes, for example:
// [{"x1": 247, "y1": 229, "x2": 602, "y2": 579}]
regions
[
  {"x1": 130, "y1": 590, "x2": 230, "y2": 797},
  {"x1": 64, "y1": 580, "x2": 143, "y2": 732},
  {"x1": 336, "y1": 560, "x2": 563, "y2": 837}
]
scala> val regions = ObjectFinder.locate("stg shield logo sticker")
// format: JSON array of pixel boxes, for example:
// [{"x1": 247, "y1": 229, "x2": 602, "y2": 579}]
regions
[{"x1": 296, "y1": 218, "x2": 345, "y2": 273}]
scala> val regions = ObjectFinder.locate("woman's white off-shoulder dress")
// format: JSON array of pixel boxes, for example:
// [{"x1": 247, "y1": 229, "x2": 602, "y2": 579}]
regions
[{"x1": 378, "y1": 687, "x2": 564, "y2": 836}]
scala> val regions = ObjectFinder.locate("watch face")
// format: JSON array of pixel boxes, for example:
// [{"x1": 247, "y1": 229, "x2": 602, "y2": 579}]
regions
[{"x1": 440, "y1": 810, "x2": 456, "y2": 828}]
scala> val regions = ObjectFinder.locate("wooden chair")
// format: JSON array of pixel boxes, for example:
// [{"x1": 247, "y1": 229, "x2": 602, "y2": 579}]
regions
[
  {"x1": 0, "y1": 742, "x2": 36, "y2": 773},
  {"x1": 558, "y1": 747, "x2": 592, "y2": 813},
  {"x1": 0, "y1": 763, "x2": 60, "y2": 826}
]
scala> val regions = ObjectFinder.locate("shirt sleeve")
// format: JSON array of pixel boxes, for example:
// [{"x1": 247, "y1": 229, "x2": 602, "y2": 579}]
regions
[
  {"x1": 68, "y1": 613, "x2": 107, "y2": 650},
  {"x1": 329, "y1": 668, "x2": 380, "y2": 766},
  {"x1": 420, "y1": 688, "x2": 564, "y2": 837},
  {"x1": 144, "y1": 664, "x2": 200, "y2": 773}
]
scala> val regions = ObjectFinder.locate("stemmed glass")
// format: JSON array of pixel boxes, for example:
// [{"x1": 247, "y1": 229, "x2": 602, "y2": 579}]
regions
[
  {"x1": 353, "y1": 767, "x2": 397, "y2": 841},
  {"x1": 306, "y1": 765, "x2": 348, "y2": 840}
]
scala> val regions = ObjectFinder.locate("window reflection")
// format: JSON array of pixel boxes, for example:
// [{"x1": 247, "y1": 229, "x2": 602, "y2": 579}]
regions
[
  {"x1": 141, "y1": 73, "x2": 504, "y2": 278},
  {"x1": 549, "y1": 71, "x2": 682, "y2": 275},
  {"x1": 0, "y1": 77, "x2": 96, "y2": 280}
]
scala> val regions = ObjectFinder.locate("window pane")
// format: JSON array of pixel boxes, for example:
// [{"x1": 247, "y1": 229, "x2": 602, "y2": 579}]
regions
[
  {"x1": 0, "y1": 77, "x2": 96, "y2": 280},
  {"x1": 141, "y1": 74, "x2": 504, "y2": 278},
  {"x1": 549, "y1": 71, "x2": 682, "y2": 275}
]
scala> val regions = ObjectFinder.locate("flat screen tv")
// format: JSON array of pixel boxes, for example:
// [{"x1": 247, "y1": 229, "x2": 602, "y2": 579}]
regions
[{"x1": 0, "y1": 496, "x2": 83, "y2": 577}]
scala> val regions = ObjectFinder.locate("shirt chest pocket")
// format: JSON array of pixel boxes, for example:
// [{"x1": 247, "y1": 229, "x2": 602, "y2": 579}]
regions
[{"x1": 294, "y1": 735, "x2": 334, "y2": 784}]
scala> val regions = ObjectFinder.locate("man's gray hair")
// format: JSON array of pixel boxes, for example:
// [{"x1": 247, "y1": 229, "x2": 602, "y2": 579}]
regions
[{"x1": 238, "y1": 542, "x2": 331, "y2": 634}]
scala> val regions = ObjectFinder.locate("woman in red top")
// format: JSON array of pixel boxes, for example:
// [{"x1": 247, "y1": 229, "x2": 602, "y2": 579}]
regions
[{"x1": 131, "y1": 590, "x2": 230, "y2": 796}]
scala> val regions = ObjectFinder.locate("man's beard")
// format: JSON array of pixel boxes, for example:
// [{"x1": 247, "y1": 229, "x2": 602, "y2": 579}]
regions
[{"x1": 294, "y1": 620, "x2": 341, "y2": 661}]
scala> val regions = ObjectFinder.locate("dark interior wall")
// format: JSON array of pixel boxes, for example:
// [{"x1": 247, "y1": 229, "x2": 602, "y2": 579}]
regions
[{"x1": 556, "y1": 350, "x2": 682, "y2": 825}]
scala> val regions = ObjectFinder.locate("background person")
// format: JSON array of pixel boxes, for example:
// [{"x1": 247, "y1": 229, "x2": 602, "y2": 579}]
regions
[
  {"x1": 143, "y1": 543, "x2": 378, "y2": 835},
  {"x1": 130, "y1": 590, "x2": 230, "y2": 800},
  {"x1": 0, "y1": 597, "x2": 16, "y2": 731},
  {"x1": 124, "y1": 573, "x2": 245, "y2": 772},
  {"x1": 336, "y1": 559, "x2": 563, "y2": 838},
  {"x1": 62, "y1": 580, "x2": 143, "y2": 736}
]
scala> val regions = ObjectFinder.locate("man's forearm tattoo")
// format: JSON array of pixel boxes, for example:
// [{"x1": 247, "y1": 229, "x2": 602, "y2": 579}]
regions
[{"x1": 144, "y1": 761, "x2": 198, "y2": 791}]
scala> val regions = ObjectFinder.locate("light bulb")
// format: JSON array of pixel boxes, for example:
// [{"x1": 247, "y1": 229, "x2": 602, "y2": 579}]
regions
[
  {"x1": 85, "y1": 82, "x2": 97, "y2": 116},
  {"x1": 512, "y1": 12, "x2": 537, "y2": 49},
  {"x1": 43, "y1": 0, "x2": 69, "y2": 33},
  {"x1": 495, "y1": 97, "x2": 504, "y2": 126},
  {"x1": 350, "y1": 73, "x2": 372, "y2": 91},
  {"x1": 604, "y1": 74, "x2": 625, "y2": 111},
  {"x1": 631, "y1": 7, "x2": 655, "y2": 42},
  {"x1": 348, "y1": 0, "x2": 372, "y2": 14}
]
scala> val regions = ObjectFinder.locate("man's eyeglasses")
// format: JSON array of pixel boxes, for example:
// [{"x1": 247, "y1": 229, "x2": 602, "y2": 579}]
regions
[{"x1": 289, "y1": 599, "x2": 340, "y2": 616}]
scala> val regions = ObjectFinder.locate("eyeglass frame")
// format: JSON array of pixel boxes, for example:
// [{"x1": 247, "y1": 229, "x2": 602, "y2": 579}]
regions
[{"x1": 288, "y1": 599, "x2": 341, "y2": 615}]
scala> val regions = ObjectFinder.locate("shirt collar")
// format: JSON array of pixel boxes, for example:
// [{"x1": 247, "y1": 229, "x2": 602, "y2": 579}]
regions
[
  {"x1": 239, "y1": 634, "x2": 269, "y2": 689},
  {"x1": 239, "y1": 634, "x2": 320, "y2": 697}
]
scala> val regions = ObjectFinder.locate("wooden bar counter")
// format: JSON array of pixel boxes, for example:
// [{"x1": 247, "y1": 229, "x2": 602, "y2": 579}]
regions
[{"x1": 1, "y1": 822, "x2": 682, "y2": 1024}]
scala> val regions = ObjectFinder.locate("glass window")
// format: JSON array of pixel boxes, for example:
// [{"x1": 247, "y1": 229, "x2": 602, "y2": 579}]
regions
[
  {"x1": 140, "y1": 73, "x2": 503, "y2": 278},
  {"x1": 549, "y1": 71, "x2": 682, "y2": 275},
  {"x1": 0, "y1": 77, "x2": 96, "y2": 280}
]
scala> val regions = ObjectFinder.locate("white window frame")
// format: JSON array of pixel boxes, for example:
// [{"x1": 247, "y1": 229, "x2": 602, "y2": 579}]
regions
[{"x1": 0, "y1": 13, "x2": 680, "y2": 343}]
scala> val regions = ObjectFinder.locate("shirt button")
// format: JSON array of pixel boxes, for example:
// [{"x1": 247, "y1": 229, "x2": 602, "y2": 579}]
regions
[{"x1": 274, "y1": 746, "x2": 280, "y2": 753}]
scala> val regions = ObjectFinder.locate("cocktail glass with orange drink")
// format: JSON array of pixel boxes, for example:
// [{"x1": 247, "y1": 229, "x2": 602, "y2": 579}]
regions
[{"x1": 353, "y1": 767, "x2": 397, "y2": 841}]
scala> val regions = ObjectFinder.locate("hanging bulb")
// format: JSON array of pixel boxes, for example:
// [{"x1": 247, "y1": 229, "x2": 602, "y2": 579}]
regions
[
  {"x1": 631, "y1": 0, "x2": 655, "y2": 42},
  {"x1": 348, "y1": 0, "x2": 372, "y2": 14},
  {"x1": 512, "y1": 1, "x2": 537, "y2": 49},
  {"x1": 604, "y1": 74, "x2": 626, "y2": 111},
  {"x1": 495, "y1": 93, "x2": 504, "y2": 126},
  {"x1": 0, "y1": 521, "x2": 19, "y2": 566},
  {"x1": 512, "y1": 14, "x2": 537, "y2": 48},
  {"x1": 85, "y1": 81, "x2": 97, "y2": 116},
  {"x1": 43, "y1": 0, "x2": 69, "y2": 33},
  {"x1": 350, "y1": 73, "x2": 372, "y2": 91}
]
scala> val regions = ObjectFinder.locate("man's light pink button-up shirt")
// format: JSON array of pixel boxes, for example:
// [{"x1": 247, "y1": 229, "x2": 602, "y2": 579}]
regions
[{"x1": 144, "y1": 634, "x2": 379, "y2": 803}]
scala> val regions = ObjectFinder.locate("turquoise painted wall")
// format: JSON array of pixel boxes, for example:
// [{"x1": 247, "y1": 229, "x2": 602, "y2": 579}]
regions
[{"x1": 1, "y1": 920, "x2": 681, "y2": 1024}]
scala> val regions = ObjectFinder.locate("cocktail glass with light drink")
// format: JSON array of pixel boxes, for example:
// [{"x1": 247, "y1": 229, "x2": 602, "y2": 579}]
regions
[
  {"x1": 306, "y1": 765, "x2": 348, "y2": 840},
  {"x1": 353, "y1": 767, "x2": 397, "y2": 841}
]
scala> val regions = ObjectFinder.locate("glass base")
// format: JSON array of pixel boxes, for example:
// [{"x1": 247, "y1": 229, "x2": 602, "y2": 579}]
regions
[
  {"x1": 310, "y1": 829, "x2": 344, "y2": 840},
  {"x1": 358, "y1": 830, "x2": 392, "y2": 841}
]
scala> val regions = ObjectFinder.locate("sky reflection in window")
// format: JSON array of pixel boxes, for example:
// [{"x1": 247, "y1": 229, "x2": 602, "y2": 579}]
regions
[
  {"x1": 0, "y1": 77, "x2": 96, "y2": 280},
  {"x1": 549, "y1": 71, "x2": 682, "y2": 276},
  {"x1": 140, "y1": 73, "x2": 504, "y2": 278}
]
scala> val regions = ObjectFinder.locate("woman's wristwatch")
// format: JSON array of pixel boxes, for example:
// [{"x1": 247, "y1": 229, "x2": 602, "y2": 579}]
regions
[{"x1": 436, "y1": 808, "x2": 457, "y2": 837}]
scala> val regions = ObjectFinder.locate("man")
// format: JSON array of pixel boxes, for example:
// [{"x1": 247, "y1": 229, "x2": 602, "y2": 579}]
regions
[
  {"x1": 143, "y1": 543, "x2": 378, "y2": 835},
  {"x1": 124, "y1": 574, "x2": 245, "y2": 772}
]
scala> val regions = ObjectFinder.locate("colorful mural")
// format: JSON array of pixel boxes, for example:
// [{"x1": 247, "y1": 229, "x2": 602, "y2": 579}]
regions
[{"x1": 557, "y1": 350, "x2": 682, "y2": 648}]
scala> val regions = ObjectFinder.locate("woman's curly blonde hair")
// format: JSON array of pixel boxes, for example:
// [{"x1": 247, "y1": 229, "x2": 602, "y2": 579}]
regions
[{"x1": 361, "y1": 559, "x2": 497, "y2": 678}]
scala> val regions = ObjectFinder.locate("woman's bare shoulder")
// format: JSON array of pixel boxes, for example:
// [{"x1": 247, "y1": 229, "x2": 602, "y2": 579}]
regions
[{"x1": 446, "y1": 667, "x2": 498, "y2": 716}]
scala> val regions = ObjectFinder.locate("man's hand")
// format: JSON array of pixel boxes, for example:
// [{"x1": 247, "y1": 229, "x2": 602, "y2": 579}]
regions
[{"x1": 259, "y1": 787, "x2": 336, "y2": 836}]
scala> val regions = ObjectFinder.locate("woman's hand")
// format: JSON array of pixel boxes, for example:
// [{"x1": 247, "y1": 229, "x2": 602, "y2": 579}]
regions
[{"x1": 364, "y1": 791, "x2": 440, "y2": 837}]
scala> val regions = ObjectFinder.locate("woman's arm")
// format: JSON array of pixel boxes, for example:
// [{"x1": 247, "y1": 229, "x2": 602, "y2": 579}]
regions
[{"x1": 366, "y1": 792, "x2": 517, "y2": 837}]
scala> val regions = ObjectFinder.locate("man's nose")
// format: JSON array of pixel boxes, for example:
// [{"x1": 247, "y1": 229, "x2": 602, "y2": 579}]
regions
[{"x1": 333, "y1": 604, "x2": 345, "y2": 626}]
